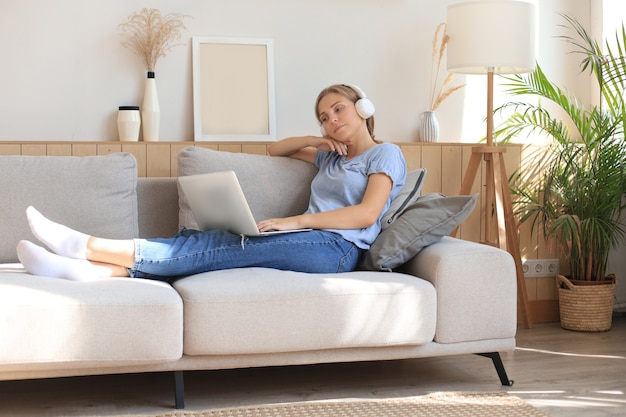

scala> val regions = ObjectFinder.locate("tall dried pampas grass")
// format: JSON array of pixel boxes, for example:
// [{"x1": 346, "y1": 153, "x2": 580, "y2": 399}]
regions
[
  {"x1": 429, "y1": 23, "x2": 465, "y2": 111},
  {"x1": 119, "y1": 8, "x2": 191, "y2": 72}
]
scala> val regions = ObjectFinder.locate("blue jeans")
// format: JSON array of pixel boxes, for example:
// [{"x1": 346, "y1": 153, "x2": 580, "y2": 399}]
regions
[{"x1": 129, "y1": 229, "x2": 363, "y2": 280}]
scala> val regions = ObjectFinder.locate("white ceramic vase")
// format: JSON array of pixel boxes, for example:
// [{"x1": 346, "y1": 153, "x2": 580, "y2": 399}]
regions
[
  {"x1": 142, "y1": 71, "x2": 160, "y2": 141},
  {"x1": 419, "y1": 111, "x2": 439, "y2": 142},
  {"x1": 117, "y1": 106, "x2": 141, "y2": 142}
]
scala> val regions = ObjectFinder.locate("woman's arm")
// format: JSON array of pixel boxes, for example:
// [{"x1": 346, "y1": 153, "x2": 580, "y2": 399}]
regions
[
  {"x1": 257, "y1": 172, "x2": 393, "y2": 232},
  {"x1": 268, "y1": 135, "x2": 348, "y2": 163}
]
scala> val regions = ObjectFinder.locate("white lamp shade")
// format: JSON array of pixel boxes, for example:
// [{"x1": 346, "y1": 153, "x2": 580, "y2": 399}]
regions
[{"x1": 447, "y1": 0, "x2": 537, "y2": 74}]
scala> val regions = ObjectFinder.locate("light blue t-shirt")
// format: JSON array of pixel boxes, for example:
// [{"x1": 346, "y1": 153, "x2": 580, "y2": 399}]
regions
[{"x1": 305, "y1": 143, "x2": 406, "y2": 249}]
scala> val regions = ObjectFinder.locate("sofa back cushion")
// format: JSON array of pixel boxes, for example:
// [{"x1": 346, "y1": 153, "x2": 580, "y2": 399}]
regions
[
  {"x1": 177, "y1": 147, "x2": 318, "y2": 230},
  {"x1": 0, "y1": 153, "x2": 139, "y2": 263}
]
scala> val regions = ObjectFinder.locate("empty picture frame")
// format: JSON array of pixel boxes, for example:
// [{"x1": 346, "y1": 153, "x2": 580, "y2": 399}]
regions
[{"x1": 192, "y1": 37, "x2": 276, "y2": 141}]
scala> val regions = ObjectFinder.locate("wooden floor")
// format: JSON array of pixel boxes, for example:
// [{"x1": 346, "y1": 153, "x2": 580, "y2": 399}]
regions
[{"x1": 0, "y1": 316, "x2": 624, "y2": 417}]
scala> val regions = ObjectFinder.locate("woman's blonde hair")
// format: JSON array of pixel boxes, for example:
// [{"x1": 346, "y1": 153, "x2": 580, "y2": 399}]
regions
[{"x1": 315, "y1": 84, "x2": 375, "y2": 139}]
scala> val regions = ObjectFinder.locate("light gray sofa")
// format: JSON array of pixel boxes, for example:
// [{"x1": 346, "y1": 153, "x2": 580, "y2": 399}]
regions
[{"x1": 0, "y1": 147, "x2": 517, "y2": 409}]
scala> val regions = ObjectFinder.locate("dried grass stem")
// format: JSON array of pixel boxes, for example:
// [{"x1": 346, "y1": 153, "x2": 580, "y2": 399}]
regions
[
  {"x1": 119, "y1": 8, "x2": 190, "y2": 72},
  {"x1": 429, "y1": 23, "x2": 465, "y2": 111}
]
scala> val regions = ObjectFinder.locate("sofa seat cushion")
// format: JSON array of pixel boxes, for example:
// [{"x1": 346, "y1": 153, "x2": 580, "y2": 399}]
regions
[
  {"x1": 0, "y1": 267, "x2": 183, "y2": 369},
  {"x1": 173, "y1": 268, "x2": 437, "y2": 355}
]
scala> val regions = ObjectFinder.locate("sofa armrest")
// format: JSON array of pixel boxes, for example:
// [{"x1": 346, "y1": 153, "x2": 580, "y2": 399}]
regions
[{"x1": 400, "y1": 236, "x2": 517, "y2": 344}]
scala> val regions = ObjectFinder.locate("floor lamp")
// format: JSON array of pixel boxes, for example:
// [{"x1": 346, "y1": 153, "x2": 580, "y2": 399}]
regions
[{"x1": 446, "y1": 0, "x2": 537, "y2": 328}]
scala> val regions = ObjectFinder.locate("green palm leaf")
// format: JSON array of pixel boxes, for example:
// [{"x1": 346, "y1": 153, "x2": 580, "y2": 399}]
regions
[{"x1": 496, "y1": 15, "x2": 626, "y2": 281}]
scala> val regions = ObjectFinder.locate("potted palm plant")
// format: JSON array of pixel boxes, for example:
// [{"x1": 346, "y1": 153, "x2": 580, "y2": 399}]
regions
[{"x1": 495, "y1": 15, "x2": 626, "y2": 331}]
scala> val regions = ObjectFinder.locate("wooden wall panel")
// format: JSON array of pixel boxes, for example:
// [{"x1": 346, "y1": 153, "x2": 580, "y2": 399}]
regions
[
  {"x1": 21, "y1": 144, "x2": 47, "y2": 155},
  {"x1": 458, "y1": 146, "x2": 481, "y2": 243},
  {"x1": 242, "y1": 143, "x2": 267, "y2": 155},
  {"x1": 122, "y1": 143, "x2": 148, "y2": 177},
  {"x1": 441, "y1": 145, "x2": 463, "y2": 196},
  {"x1": 170, "y1": 143, "x2": 192, "y2": 177},
  {"x1": 97, "y1": 143, "x2": 122, "y2": 155},
  {"x1": 0, "y1": 144, "x2": 21, "y2": 155},
  {"x1": 420, "y1": 146, "x2": 442, "y2": 195},
  {"x1": 399, "y1": 144, "x2": 421, "y2": 172},
  {"x1": 47, "y1": 143, "x2": 72, "y2": 156},
  {"x1": 146, "y1": 143, "x2": 173, "y2": 177},
  {"x1": 217, "y1": 144, "x2": 243, "y2": 154},
  {"x1": 72, "y1": 143, "x2": 97, "y2": 156}
]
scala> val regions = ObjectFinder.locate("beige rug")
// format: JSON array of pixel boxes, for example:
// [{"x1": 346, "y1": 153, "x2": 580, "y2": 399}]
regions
[{"x1": 147, "y1": 392, "x2": 550, "y2": 417}]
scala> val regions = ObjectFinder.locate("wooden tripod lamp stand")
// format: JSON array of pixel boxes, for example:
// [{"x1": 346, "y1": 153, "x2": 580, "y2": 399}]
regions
[{"x1": 446, "y1": 0, "x2": 537, "y2": 328}]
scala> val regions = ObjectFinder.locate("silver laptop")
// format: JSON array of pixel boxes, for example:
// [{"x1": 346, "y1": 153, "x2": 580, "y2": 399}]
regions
[{"x1": 178, "y1": 170, "x2": 311, "y2": 236}]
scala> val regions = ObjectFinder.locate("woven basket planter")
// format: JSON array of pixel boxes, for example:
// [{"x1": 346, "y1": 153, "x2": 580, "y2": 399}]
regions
[{"x1": 557, "y1": 274, "x2": 617, "y2": 332}]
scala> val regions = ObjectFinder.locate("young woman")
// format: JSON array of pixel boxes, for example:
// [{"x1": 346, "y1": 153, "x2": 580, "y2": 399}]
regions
[{"x1": 17, "y1": 84, "x2": 407, "y2": 281}]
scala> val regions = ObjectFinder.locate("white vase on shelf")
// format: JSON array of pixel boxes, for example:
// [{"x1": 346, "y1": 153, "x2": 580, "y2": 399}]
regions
[
  {"x1": 419, "y1": 111, "x2": 439, "y2": 142},
  {"x1": 142, "y1": 71, "x2": 160, "y2": 141},
  {"x1": 117, "y1": 106, "x2": 141, "y2": 142}
]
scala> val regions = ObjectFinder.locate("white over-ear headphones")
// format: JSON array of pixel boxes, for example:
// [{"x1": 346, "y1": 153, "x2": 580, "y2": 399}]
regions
[
  {"x1": 349, "y1": 84, "x2": 376, "y2": 119},
  {"x1": 320, "y1": 84, "x2": 375, "y2": 136}
]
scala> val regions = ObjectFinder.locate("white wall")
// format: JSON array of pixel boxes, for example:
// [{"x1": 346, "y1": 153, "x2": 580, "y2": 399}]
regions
[{"x1": 0, "y1": 0, "x2": 591, "y2": 143}]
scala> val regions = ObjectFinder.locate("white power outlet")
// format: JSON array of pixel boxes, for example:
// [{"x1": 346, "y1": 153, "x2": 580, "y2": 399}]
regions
[{"x1": 522, "y1": 259, "x2": 560, "y2": 277}]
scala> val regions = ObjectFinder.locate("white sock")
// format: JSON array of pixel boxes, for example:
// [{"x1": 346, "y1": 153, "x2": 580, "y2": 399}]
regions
[
  {"x1": 26, "y1": 206, "x2": 90, "y2": 259},
  {"x1": 17, "y1": 240, "x2": 106, "y2": 281}
]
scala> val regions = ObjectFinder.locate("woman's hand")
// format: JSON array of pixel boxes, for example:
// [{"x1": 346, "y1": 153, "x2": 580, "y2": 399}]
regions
[
  {"x1": 311, "y1": 136, "x2": 350, "y2": 155},
  {"x1": 257, "y1": 215, "x2": 305, "y2": 233}
]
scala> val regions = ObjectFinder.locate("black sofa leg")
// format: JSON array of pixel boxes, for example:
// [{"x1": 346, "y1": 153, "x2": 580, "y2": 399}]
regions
[
  {"x1": 174, "y1": 370, "x2": 185, "y2": 409},
  {"x1": 476, "y1": 352, "x2": 514, "y2": 386}
]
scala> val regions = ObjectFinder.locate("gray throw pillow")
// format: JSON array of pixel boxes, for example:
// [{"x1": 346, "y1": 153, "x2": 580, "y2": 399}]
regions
[
  {"x1": 360, "y1": 193, "x2": 479, "y2": 271},
  {"x1": 381, "y1": 168, "x2": 426, "y2": 230}
]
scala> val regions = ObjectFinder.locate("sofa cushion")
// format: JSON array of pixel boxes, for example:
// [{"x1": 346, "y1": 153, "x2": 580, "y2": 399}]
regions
[
  {"x1": 177, "y1": 147, "x2": 318, "y2": 230},
  {"x1": 360, "y1": 193, "x2": 479, "y2": 271},
  {"x1": 381, "y1": 168, "x2": 426, "y2": 230},
  {"x1": 0, "y1": 269, "x2": 183, "y2": 368},
  {"x1": 0, "y1": 153, "x2": 139, "y2": 263},
  {"x1": 174, "y1": 268, "x2": 437, "y2": 355}
]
